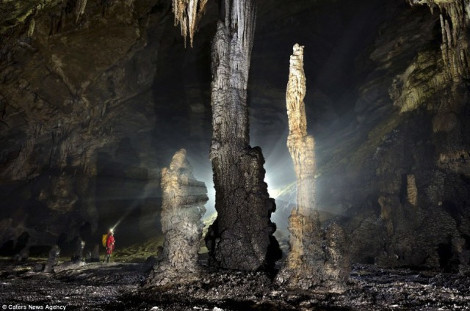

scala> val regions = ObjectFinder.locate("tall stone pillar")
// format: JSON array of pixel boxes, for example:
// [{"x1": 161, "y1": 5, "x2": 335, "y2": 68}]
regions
[
  {"x1": 278, "y1": 44, "x2": 349, "y2": 292},
  {"x1": 205, "y1": 0, "x2": 279, "y2": 271},
  {"x1": 285, "y1": 44, "x2": 317, "y2": 218},
  {"x1": 170, "y1": 0, "x2": 280, "y2": 271}
]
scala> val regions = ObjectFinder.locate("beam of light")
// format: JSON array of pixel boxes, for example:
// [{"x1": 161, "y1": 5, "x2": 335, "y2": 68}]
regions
[
  {"x1": 186, "y1": 151, "x2": 216, "y2": 220},
  {"x1": 111, "y1": 210, "x2": 130, "y2": 232},
  {"x1": 108, "y1": 148, "x2": 217, "y2": 236},
  {"x1": 110, "y1": 205, "x2": 134, "y2": 233},
  {"x1": 108, "y1": 173, "x2": 159, "y2": 233},
  {"x1": 263, "y1": 148, "x2": 296, "y2": 201},
  {"x1": 262, "y1": 141, "x2": 351, "y2": 221}
]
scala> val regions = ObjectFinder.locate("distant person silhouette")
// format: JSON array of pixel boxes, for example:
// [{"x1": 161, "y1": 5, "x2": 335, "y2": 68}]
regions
[{"x1": 105, "y1": 229, "x2": 115, "y2": 263}]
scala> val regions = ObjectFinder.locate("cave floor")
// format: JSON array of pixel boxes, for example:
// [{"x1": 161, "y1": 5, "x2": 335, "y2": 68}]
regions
[{"x1": 0, "y1": 260, "x2": 469, "y2": 311}]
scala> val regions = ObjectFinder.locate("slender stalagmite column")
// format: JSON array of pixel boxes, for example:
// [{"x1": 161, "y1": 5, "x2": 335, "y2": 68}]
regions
[
  {"x1": 286, "y1": 44, "x2": 317, "y2": 218},
  {"x1": 278, "y1": 44, "x2": 349, "y2": 291},
  {"x1": 205, "y1": 0, "x2": 279, "y2": 271},
  {"x1": 278, "y1": 44, "x2": 324, "y2": 288}
]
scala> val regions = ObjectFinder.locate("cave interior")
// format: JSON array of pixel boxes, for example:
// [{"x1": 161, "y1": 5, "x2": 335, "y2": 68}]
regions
[{"x1": 0, "y1": 0, "x2": 470, "y2": 309}]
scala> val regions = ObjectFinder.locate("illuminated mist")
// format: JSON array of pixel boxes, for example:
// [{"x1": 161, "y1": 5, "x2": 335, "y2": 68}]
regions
[{"x1": 98, "y1": 0, "x2": 391, "y2": 249}]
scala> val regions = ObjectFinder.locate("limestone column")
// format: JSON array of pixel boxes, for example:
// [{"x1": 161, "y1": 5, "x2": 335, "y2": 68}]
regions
[
  {"x1": 205, "y1": 0, "x2": 279, "y2": 271},
  {"x1": 170, "y1": 0, "x2": 280, "y2": 271},
  {"x1": 277, "y1": 44, "x2": 324, "y2": 288},
  {"x1": 278, "y1": 44, "x2": 349, "y2": 291}
]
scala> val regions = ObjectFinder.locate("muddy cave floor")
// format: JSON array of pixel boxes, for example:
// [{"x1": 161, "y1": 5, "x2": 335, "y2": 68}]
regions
[{"x1": 0, "y1": 258, "x2": 469, "y2": 311}]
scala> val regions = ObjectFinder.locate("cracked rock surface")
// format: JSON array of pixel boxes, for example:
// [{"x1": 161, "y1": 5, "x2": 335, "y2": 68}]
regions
[{"x1": 1, "y1": 260, "x2": 469, "y2": 310}]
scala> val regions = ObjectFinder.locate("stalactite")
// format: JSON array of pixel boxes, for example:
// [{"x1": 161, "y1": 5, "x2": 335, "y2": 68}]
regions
[
  {"x1": 75, "y1": 0, "x2": 88, "y2": 24},
  {"x1": 28, "y1": 18, "x2": 35, "y2": 38},
  {"x1": 172, "y1": 0, "x2": 209, "y2": 47},
  {"x1": 409, "y1": 0, "x2": 470, "y2": 81}
]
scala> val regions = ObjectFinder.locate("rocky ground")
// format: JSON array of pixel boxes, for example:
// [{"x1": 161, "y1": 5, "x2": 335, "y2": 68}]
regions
[{"x1": 0, "y1": 259, "x2": 469, "y2": 310}]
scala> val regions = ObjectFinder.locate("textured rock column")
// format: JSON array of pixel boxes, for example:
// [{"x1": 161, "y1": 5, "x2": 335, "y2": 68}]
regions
[
  {"x1": 205, "y1": 0, "x2": 279, "y2": 270},
  {"x1": 278, "y1": 44, "x2": 349, "y2": 291},
  {"x1": 277, "y1": 44, "x2": 324, "y2": 288},
  {"x1": 149, "y1": 149, "x2": 207, "y2": 285},
  {"x1": 285, "y1": 44, "x2": 317, "y2": 218},
  {"x1": 409, "y1": 0, "x2": 470, "y2": 81}
]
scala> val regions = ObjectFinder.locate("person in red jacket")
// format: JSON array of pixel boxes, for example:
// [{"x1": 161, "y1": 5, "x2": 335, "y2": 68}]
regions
[{"x1": 105, "y1": 229, "x2": 115, "y2": 263}]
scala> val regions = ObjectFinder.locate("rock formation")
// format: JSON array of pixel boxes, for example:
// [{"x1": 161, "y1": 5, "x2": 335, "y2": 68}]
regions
[
  {"x1": 71, "y1": 238, "x2": 85, "y2": 263},
  {"x1": 285, "y1": 44, "x2": 316, "y2": 217},
  {"x1": 148, "y1": 149, "x2": 207, "y2": 286},
  {"x1": 43, "y1": 245, "x2": 60, "y2": 273},
  {"x1": 0, "y1": 0, "x2": 166, "y2": 256},
  {"x1": 172, "y1": 0, "x2": 208, "y2": 47},
  {"x1": 205, "y1": 0, "x2": 280, "y2": 271},
  {"x1": 330, "y1": 1, "x2": 470, "y2": 271},
  {"x1": 170, "y1": 0, "x2": 279, "y2": 270},
  {"x1": 406, "y1": 174, "x2": 418, "y2": 207},
  {"x1": 278, "y1": 43, "x2": 323, "y2": 287},
  {"x1": 277, "y1": 44, "x2": 349, "y2": 291},
  {"x1": 408, "y1": 0, "x2": 470, "y2": 81}
]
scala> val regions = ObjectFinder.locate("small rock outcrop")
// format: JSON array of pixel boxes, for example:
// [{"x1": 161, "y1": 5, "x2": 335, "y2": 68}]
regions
[
  {"x1": 43, "y1": 245, "x2": 60, "y2": 273},
  {"x1": 71, "y1": 238, "x2": 85, "y2": 263},
  {"x1": 406, "y1": 174, "x2": 418, "y2": 207},
  {"x1": 148, "y1": 149, "x2": 207, "y2": 286},
  {"x1": 277, "y1": 44, "x2": 349, "y2": 292}
]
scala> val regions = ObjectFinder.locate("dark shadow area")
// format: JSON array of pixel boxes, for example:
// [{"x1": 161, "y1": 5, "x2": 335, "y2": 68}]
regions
[{"x1": 95, "y1": 138, "x2": 151, "y2": 248}]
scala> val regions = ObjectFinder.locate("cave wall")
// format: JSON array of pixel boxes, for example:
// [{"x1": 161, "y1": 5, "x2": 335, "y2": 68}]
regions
[
  {"x1": 317, "y1": 0, "x2": 470, "y2": 271},
  {"x1": 0, "y1": 0, "x2": 172, "y2": 255}
]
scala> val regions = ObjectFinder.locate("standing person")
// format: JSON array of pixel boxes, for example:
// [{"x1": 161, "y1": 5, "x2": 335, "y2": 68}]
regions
[{"x1": 105, "y1": 229, "x2": 115, "y2": 263}]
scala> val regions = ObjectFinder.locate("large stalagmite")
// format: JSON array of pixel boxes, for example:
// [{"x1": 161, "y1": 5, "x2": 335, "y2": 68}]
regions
[
  {"x1": 148, "y1": 149, "x2": 208, "y2": 285},
  {"x1": 170, "y1": 0, "x2": 278, "y2": 271},
  {"x1": 278, "y1": 44, "x2": 349, "y2": 291},
  {"x1": 204, "y1": 0, "x2": 279, "y2": 271}
]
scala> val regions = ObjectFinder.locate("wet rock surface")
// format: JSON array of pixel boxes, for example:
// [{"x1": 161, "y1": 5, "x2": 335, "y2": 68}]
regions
[
  {"x1": 1, "y1": 260, "x2": 469, "y2": 310},
  {"x1": 0, "y1": 260, "x2": 146, "y2": 310}
]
